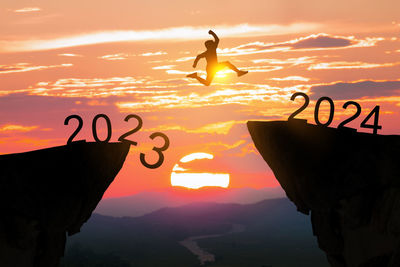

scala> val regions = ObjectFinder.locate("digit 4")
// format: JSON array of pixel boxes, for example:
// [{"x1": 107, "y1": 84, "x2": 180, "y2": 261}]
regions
[{"x1": 360, "y1": 105, "x2": 382, "y2": 134}]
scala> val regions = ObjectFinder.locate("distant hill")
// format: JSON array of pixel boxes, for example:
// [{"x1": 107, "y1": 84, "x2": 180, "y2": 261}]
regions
[
  {"x1": 95, "y1": 186, "x2": 285, "y2": 217},
  {"x1": 63, "y1": 198, "x2": 329, "y2": 267}
]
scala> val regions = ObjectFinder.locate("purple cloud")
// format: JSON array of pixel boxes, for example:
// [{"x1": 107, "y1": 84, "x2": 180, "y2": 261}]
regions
[
  {"x1": 310, "y1": 80, "x2": 400, "y2": 100},
  {"x1": 219, "y1": 34, "x2": 379, "y2": 57},
  {"x1": 291, "y1": 34, "x2": 353, "y2": 49}
]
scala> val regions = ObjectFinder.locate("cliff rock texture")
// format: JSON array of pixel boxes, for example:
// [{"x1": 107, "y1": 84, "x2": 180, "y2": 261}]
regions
[
  {"x1": 247, "y1": 120, "x2": 400, "y2": 267},
  {"x1": 0, "y1": 142, "x2": 130, "y2": 267}
]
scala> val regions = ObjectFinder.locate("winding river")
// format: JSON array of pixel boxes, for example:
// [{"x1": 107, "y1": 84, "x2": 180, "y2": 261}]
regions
[{"x1": 179, "y1": 224, "x2": 246, "y2": 265}]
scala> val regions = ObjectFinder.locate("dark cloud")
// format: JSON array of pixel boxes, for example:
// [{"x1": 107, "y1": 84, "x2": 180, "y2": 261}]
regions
[
  {"x1": 225, "y1": 34, "x2": 365, "y2": 56},
  {"x1": 0, "y1": 67, "x2": 20, "y2": 72},
  {"x1": 310, "y1": 80, "x2": 400, "y2": 100},
  {"x1": 291, "y1": 35, "x2": 354, "y2": 49}
]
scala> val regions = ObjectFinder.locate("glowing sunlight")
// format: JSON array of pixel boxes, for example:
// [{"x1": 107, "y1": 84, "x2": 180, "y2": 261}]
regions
[{"x1": 171, "y1": 153, "x2": 230, "y2": 189}]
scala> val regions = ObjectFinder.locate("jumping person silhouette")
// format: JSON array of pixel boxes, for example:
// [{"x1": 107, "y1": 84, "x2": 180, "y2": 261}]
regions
[{"x1": 186, "y1": 30, "x2": 248, "y2": 86}]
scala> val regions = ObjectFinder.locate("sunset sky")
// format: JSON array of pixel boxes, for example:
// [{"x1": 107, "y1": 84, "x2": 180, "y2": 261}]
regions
[{"x1": 1, "y1": 0, "x2": 399, "y2": 197}]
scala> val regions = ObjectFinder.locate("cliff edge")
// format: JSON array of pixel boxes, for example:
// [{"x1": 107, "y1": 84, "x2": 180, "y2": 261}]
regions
[
  {"x1": 248, "y1": 120, "x2": 400, "y2": 267},
  {"x1": 0, "y1": 142, "x2": 130, "y2": 267}
]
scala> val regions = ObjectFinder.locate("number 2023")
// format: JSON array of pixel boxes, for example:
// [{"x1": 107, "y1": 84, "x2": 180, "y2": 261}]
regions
[{"x1": 64, "y1": 114, "x2": 170, "y2": 169}]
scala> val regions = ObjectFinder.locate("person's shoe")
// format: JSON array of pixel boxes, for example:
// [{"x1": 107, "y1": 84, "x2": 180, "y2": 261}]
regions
[
  {"x1": 186, "y1": 72, "x2": 198, "y2": 78},
  {"x1": 237, "y1": 70, "x2": 248, "y2": 77}
]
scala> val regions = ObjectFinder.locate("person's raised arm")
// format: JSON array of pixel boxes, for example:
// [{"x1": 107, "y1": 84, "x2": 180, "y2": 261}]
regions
[
  {"x1": 193, "y1": 52, "x2": 205, "y2": 68},
  {"x1": 208, "y1": 30, "x2": 219, "y2": 46}
]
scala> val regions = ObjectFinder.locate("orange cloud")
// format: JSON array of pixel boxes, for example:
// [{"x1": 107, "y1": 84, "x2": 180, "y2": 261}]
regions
[
  {"x1": 140, "y1": 51, "x2": 167, "y2": 56},
  {"x1": 0, "y1": 63, "x2": 72, "y2": 74},
  {"x1": 115, "y1": 82, "x2": 295, "y2": 112},
  {"x1": 58, "y1": 53, "x2": 83, "y2": 57},
  {"x1": 166, "y1": 69, "x2": 190, "y2": 75},
  {"x1": 146, "y1": 120, "x2": 245, "y2": 135},
  {"x1": 87, "y1": 100, "x2": 108, "y2": 106},
  {"x1": 244, "y1": 65, "x2": 283, "y2": 73},
  {"x1": 234, "y1": 142, "x2": 259, "y2": 157},
  {"x1": 0, "y1": 76, "x2": 182, "y2": 98},
  {"x1": 270, "y1": 76, "x2": 310, "y2": 82},
  {"x1": 252, "y1": 56, "x2": 316, "y2": 65},
  {"x1": 99, "y1": 53, "x2": 129, "y2": 60},
  {"x1": 175, "y1": 56, "x2": 195, "y2": 62},
  {"x1": 0, "y1": 23, "x2": 320, "y2": 53},
  {"x1": 308, "y1": 61, "x2": 400, "y2": 70},
  {"x1": 14, "y1": 7, "x2": 41, "y2": 13},
  {"x1": 152, "y1": 65, "x2": 176, "y2": 70},
  {"x1": 0, "y1": 124, "x2": 38, "y2": 132}
]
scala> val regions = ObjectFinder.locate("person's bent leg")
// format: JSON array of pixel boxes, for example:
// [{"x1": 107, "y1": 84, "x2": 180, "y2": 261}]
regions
[
  {"x1": 203, "y1": 70, "x2": 215, "y2": 86},
  {"x1": 186, "y1": 72, "x2": 198, "y2": 78},
  {"x1": 220, "y1": 61, "x2": 240, "y2": 72},
  {"x1": 196, "y1": 76, "x2": 211, "y2": 86},
  {"x1": 220, "y1": 61, "x2": 248, "y2": 77},
  {"x1": 186, "y1": 72, "x2": 209, "y2": 85}
]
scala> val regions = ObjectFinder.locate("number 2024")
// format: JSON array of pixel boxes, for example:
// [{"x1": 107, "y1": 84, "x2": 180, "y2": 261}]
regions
[
  {"x1": 288, "y1": 92, "x2": 382, "y2": 134},
  {"x1": 64, "y1": 114, "x2": 170, "y2": 169}
]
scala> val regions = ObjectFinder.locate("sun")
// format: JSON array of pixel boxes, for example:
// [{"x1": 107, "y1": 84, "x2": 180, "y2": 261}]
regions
[{"x1": 171, "y1": 152, "x2": 230, "y2": 189}]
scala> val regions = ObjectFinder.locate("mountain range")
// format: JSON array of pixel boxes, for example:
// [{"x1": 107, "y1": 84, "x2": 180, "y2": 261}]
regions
[
  {"x1": 63, "y1": 197, "x2": 329, "y2": 267},
  {"x1": 95, "y1": 186, "x2": 286, "y2": 217}
]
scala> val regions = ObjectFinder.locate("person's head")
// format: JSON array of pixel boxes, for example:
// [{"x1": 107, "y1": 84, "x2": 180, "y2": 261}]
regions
[{"x1": 204, "y1": 40, "x2": 214, "y2": 49}]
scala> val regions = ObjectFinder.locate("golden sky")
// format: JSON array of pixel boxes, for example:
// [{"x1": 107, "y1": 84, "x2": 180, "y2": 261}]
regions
[{"x1": 1, "y1": 0, "x2": 399, "y2": 197}]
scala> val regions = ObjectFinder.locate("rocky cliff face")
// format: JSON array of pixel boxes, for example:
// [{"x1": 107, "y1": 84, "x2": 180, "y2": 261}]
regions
[
  {"x1": 248, "y1": 120, "x2": 400, "y2": 267},
  {"x1": 0, "y1": 142, "x2": 130, "y2": 267}
]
